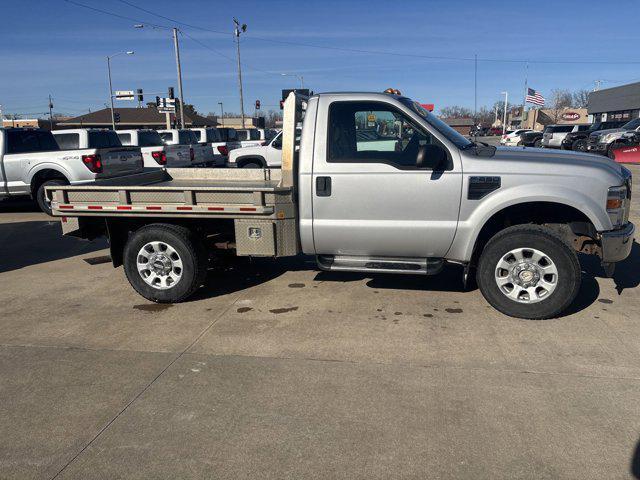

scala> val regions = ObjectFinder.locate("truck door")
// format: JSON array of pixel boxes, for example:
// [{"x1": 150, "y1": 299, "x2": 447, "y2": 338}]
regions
[{"x1": 311, "y1": 99, "x2": 462, "y2": 258}]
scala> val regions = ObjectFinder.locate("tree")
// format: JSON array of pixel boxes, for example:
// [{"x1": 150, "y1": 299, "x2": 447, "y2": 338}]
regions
[
  {"x1": 572, "y1": 89, "x2": 590, "y2": 108},
  {"x1": 439, "y1": 105, "x2": 473, "y2": 118},
  {"x1": 549, "y1": 89, "x2": 574, "y2": 122}
]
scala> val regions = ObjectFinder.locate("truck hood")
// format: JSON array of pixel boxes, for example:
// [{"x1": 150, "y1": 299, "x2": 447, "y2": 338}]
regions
[
  {"x1": 492, "y1": 146, "x2": 623, "y2": 177},
  {"x1": 590, "y1": 127, "x2": 624, "y2": 138}
]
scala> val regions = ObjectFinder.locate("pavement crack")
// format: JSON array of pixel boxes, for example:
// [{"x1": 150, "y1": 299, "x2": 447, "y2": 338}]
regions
[{"x1": 49, "y1": 294, "x2": 242, "y2": 480}]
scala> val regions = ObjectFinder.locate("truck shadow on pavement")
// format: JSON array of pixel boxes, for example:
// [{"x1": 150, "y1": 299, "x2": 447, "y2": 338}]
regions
[
  {"x1": 0, "y1": 220, "x2": 106, "y2": 274},
  {"x1": 579, "y1": 241, "x2": 640, "y2": 295}
]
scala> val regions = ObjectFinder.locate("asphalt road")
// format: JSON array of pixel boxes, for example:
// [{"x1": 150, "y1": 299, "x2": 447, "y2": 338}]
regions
[{"x1": 1, "y1": 164, "x2": 639, "y2": 480}]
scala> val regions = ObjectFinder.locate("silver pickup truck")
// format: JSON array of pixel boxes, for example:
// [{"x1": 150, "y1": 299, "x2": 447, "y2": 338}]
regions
[
  {"x1": 0, "y1": 127, "x2": 143, "y2": 214},
  {"x1": 46, "y1": 91, "x2": 634, "y2": 319}
]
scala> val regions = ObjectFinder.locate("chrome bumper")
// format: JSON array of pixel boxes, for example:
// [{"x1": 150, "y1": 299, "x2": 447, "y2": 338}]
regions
[{"x1": 601, "y1": 222, "x2": 635, "y2": 264}]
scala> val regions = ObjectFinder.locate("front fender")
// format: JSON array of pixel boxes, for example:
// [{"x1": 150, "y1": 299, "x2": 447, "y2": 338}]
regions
[{"x1": 447, "y1": 183, "x2": 610, "y2": 262}]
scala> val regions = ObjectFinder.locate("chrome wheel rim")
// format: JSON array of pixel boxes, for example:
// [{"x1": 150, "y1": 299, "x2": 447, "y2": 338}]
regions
[
  {"x1": 494, "y1": 247, "x2": 558, "y2": 304},
  {"x1": 137, "y1": 241, "x2": 183, "y2": 290}
]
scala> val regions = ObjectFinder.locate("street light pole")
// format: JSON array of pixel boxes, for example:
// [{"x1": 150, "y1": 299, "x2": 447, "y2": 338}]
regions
[
  {"x1": 106, "y1": 51, "x2": 134, "y2": 131},
  {"x1": 234, "y1": 18, "x2": 247, "y2": 128},
  {"x1": 501, "y1": 91, "x2": 508, "y2": 136},
  {"x1": 107, "y1": 56, "x2": 115, "y2": 130},
  {"x1": 281, "y1": 73, "x2": 304, "y2": 88},
  {"x1": 172, "y1": 28, "x2": 186, "y2": 129},
  {"x1": 218, "y1": 102, "x2": 224, "y2": 127}
]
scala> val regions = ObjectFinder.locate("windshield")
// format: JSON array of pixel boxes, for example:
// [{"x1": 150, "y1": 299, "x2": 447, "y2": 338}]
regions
[
  {"x1": 622, "y1": 118, "x2": 640, "y2": 130},
  {"x1": 399, "y1": 98, "x2": 473, "y2": 149}
]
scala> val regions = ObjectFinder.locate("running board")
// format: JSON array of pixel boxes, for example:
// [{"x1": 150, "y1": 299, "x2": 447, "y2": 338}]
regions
[{"x1": 317, "y1": 255, "x2": 444, "y2": 275}]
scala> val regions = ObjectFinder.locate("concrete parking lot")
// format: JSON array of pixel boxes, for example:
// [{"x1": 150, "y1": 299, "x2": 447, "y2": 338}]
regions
[{"x1": 1, "y1": 163, "x2": 639, "y2": 480}]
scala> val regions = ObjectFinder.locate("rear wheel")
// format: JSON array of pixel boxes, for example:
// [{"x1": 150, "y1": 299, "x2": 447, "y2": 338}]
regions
[
  {"x1": 533, "y1": 139, "x2": 542, "y2": 148},
  {"x1": 36, "y1": 178, "x2": 68, "y2": 216},
  {"x1": 476, "y1": 225, "x2": 581, "y2": 319},
  {"x1": 123, "y1": 224, "x2": 207, "y2": 303}
]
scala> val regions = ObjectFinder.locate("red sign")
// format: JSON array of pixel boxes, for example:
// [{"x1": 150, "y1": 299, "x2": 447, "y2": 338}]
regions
[
  {"x1": 561, "y1": 112, "x2": 581, "y2": 121},
  {"x1": 613, "y1": 146, "x2": 640, "y2": 164}
]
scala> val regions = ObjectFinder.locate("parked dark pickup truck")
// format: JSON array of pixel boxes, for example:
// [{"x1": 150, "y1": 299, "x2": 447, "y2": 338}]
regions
[
  {"x1": 518, "y1": 131, "x2": 543, "y2": 147},
  {"x1": 561, "y1": 120, "x2": 626, "y2": 151}
]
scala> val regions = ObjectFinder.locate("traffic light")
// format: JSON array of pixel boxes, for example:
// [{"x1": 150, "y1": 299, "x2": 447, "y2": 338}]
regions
[
  {"x1": 168, "y1": 87, "x2": 175, "y2": 99},
  {"x1": 255, "y1": 100, "x2": 260, "y2": 110},
  {"x1": 155, "y1": 96, "x2": 161, "y2": 107},
  {"x1": 114, "y1": 112, "x2": 121, "y2": 123},
  {"x1": 136, "y1": 88, "x2": 143, "y2": 102},
  {"x1": 279, "y1": 100, "x2": 284, "y2": 110}
]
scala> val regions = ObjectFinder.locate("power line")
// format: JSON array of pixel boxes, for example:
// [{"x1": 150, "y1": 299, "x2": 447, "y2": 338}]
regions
[
  {"x1": 115, "y1": 0, "x2": 228, "y2": 34},
  {"x1": 62, "y1": 0, "x2": 169, "y2": 29},
  {"x1": 62, "y1": 0, "x2": 640, "y2": 66}
]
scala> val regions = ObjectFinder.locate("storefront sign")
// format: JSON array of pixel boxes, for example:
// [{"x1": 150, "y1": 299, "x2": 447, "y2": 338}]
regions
[{"x1": 561, "y1": 112, "x2": 581, "y2": 121}]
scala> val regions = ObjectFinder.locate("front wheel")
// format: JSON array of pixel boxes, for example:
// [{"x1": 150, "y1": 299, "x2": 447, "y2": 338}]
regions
[
  {"x1": 476, "y1": 225, "x2": 581, "y2": 319},
  {"x1": 123, "y1": 224, "x2": 208, "y2": 303},
  {"x1": 572, "y1": 139, "x2": 587, "y2": 152},
  {"x1": 533, "y1": 139, "x2": 542, "y2": 148}
]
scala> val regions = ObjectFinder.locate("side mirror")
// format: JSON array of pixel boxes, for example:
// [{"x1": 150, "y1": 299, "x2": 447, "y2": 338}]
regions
[{"x1": 416, "y1": 144, "x2": 448, "y2": 170}]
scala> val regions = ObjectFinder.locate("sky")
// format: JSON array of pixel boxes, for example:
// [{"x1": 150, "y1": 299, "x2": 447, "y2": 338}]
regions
[{"x1": 2, "y1": 0, "x2": 640, "y2": 119}]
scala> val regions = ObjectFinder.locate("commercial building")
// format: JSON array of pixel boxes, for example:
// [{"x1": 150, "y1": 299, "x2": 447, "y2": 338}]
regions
[
  {"x1": 442, "y1": 117, "x2": 474, "y2": 135},
  {"x1": 511, "y1": 107, "x2": 589, "y2": 131},
  {"x1": 588, "y1": 81, "x2": 640, "y2": 123},
  {"x1": 2, "y1": 118, "x2": 52, "y2": 129},
  {"x1": 56, "y1": 107, "x2": 214, "y2": 130}
]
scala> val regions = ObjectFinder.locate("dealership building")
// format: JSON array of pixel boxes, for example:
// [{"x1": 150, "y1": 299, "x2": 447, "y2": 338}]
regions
[{"x1": 587, "y1": 81, "x2": 640, "y2": 123}]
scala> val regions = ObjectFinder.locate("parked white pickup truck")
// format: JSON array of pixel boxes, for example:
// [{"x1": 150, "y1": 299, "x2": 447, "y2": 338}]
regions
[
  {"x1": 0, "y1": 127, "x2": 142, "y2": 214},
  {"x1": 46, "y1": 91, "x2": 634, "y2": 319},
  {"x1": 228, "y1": 129, "x2": 301, "y2": 168},
  {"x1": 158, "y1": 129, "x2": 213, "y2": 166},
  {"x1": 116, "y1": 129, "x2": 191, "y2": 168},
  {"x1": 190, "y1": 127, "x2": 231, "y2": 167}
]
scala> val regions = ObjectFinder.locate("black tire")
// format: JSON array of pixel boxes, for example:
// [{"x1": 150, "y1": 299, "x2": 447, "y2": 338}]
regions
[
  {"x1": 572, "y1": 139, "x2": 587, "y2": 152},
  {"x1": 607, "y1": 142, "x2": 622, "y2": 159},
  {"x1": 240, "y1": 161, "x2": 262, "y2": 168},
  {"x1": 36, "y1": 178, "x2": 68, "y2": 216},
  {"x1": 476, "y1": 225, "x2": 581, "y2": 319},
  {"x1": 123, "y1": 224, "x2": 207, "y2": 303},
  {"x1": 533, "y1": 139, "x2": 542, "y2": 148}
]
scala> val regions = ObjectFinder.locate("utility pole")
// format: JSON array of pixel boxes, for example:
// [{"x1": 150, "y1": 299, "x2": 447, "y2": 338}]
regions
[
  {"x1": 521, "y1": 62, "x2": 528, "y2": 129},
  {"x1": 234, "y1": 18, "x2": 247, "y2": 128},
  {"x1": 218, "y1": 102, "x2": 224, "y2": 127},
  {"x1": 107, "y1": 56, "x2": 116, "y2": 130},
  {"x1": 48, "y1": 94, "x2": 54, "y2": 130},
  {"x1": 501, "y1": 91, "x2": 508, "y2": 136},
  {"x1": 172, "y1": 28, "x2": 186, "y2": 129},
  {"x1": 474, "y1": 53, "x2": 478, "y2": 131}
]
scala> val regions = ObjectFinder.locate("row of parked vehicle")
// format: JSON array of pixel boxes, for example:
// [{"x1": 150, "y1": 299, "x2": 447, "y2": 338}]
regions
[
  {"x1": 0, "y1": 125, "x2": 282, "y2": 214},
  {"x1": 499, "y1": 117, "x2": 640, "y2": 157}
]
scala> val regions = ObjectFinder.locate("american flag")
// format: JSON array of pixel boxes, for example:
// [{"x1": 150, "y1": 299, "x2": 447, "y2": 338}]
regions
[{"x1": 525, "y1": 88, "x2": 545, "y2": 106}]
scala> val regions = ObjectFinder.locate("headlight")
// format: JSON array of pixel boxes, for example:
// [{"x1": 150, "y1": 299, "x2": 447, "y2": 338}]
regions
[
  {"x1": 607, "y1": 184, "x2": 629, "y2": 228},
  {"x1": 601, "y1": 133, "x2": 622, "y2": 143}
]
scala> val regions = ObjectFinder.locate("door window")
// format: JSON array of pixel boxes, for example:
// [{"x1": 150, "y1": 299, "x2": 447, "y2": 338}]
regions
[{"x1": 327, "y1": 101, "x2": 448, "y2": 169}]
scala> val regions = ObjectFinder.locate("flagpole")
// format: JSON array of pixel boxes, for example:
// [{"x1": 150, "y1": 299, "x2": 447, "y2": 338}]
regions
[{"x1": 522, "y1": 62, "x2": 528, "y2": 129}]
